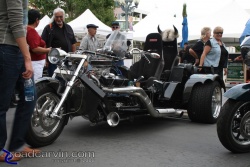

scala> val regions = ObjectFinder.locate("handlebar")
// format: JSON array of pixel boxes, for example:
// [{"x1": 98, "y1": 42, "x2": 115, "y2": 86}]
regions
[
  {"x1": 140, "y1": 51, "x2": 161, "y2": 64},
  {"x1": 76, "y1": 48, "x2": 161, "y2": 64},
  {"x1": 76, "y1": 49, "x2": 124, "y2": 61}
]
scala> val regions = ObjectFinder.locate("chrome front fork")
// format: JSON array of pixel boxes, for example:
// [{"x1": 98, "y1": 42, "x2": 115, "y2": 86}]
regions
[{"x1": 50, "y1": 59, "x2": 85, "y2": 119}]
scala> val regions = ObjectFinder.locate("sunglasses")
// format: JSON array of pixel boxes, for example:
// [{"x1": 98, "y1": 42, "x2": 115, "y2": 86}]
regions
[
  {"x1": 215, "y1": 32, "x2": 223, "y2": 35},
  {"x1": 55, "y1": 16, "x2": 63, "y2": 19},
  {"x1": 112, "y1": 26, "x2": 119, "y2": 29}
]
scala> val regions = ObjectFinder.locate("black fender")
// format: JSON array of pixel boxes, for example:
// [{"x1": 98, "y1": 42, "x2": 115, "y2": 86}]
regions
[
  {"x1": 224, "y1": 83, "x2": 250, "y2": 101},
  {"x1": 183, "y1": 74, "x2": 225, "y2": 103},
  {"x1": 35, "y1": 77, "x2": 70, "y2": 125},
  {"x1": 35, "y1": 77, "x2": 60, "y2": 92}
]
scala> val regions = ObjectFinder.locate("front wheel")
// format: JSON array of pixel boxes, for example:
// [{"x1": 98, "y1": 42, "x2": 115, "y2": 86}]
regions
[
  {"x1": 26, "y1": 82, "x2": 68, "y2": 147},
  {"x1": 217, "y1": 99, "x2": 250, "y2": 153}
]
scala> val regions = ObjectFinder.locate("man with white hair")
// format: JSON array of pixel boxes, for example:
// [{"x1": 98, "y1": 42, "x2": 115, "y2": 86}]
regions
[{"x1": 42, "y1": 7, "x2": 77, "y2": 77}]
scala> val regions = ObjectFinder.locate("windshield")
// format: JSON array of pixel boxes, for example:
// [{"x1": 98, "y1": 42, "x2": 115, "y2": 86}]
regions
[{"x1": 103, "y1": 30, "x2": 127, "y2": 58}]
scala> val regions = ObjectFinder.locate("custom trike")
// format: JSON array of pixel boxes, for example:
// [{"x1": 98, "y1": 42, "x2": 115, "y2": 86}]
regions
[{"x1": 26, "y1": 29, "x2": 225, "y2": 147}]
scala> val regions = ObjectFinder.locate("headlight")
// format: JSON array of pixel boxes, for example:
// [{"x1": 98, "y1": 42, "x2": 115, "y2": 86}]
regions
[{"x1": 48, "y1": 48, "x2": 67, "y2": 64}]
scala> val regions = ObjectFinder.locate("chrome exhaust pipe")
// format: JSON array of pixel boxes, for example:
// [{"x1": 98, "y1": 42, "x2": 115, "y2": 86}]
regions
[
  {"x1": 107, "y1": 112, "x2": 120, "y2": 127},
  {"x1": 103, "y1": 86, "x2": 159, "y2": 117},
  {"x1": 156, "y1": 109, "x2": 184, "y2": 117},
  {"x1": 103, "y1": 86, "x2": 183, "y2": 118},
  {"x1": 102, "y1": 87, "x2": 161, "y2": 118}
]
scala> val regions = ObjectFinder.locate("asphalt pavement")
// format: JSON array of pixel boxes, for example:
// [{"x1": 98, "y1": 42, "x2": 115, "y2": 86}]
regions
[{"x1": 1, "y1": 92, "x2": 250, "y2": 167}]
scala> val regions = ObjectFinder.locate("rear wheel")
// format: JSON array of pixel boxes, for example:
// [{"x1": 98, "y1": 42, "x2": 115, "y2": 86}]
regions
[
  {"x1": 26, "y1": 82, "x2": 68, "y2": 147},
  {"x1": 217, "y1": 99, "x2": 250, "y2": 153},
  {"x1": 188, "y1": 81, "x2": 222, "y2": 124}
]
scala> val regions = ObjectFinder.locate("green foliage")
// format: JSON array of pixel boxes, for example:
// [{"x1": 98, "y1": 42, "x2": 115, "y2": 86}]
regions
[
  {"x1": 182, "y1": 3, "x2": 187, "y2": 17},
  {"x1": 28, "y1": 0, "x2": 115, "y2": 24},
  {"x1": 29, "y1": 0, "x2": 60, "y2": 17},
  {"x1": 235, "y1": 45, "x2": 241, "y2": 52}
]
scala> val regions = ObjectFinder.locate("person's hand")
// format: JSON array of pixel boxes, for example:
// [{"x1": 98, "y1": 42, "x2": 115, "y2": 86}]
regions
[
  {"x1": 234, "y1": 56, "x2": 242, "y2": 61},
  {"x1": 22, "y1": 59, "x2": 33, "y2": 79},
  {"x1": 195, "y1": 59, "x2": 199, "y2": 65},
  {"x1": 45, "y1": 61, "x2": 49, "y2": 68},
  {"x1": 224, "y1": 68, "x2": 228, "y2": 75},
  {"x1": 47, "y1": 47, "x2": 52, "y2": 53},
  {"x1": 198, "y1": 64, "x2": 203, "y2": 71}
]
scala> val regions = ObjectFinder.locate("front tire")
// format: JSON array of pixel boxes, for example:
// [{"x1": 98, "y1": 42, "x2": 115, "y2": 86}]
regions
[
  {"x1": 188, "y1": 81, "x2": 222, "y2": 124},
  {"x1": 217, "y1": 99, "x2": 250, "y2": 153},
  {"x1": 26, "y1": 82, "x2": 68, "y2": 147}
]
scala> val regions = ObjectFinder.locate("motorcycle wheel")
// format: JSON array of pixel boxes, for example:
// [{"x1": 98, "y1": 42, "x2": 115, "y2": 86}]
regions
[
  {"x1": 187, "y1": 81, "x2": 222, "y2": 124},
  {"x1": 217, "y1": 99, "x2": 250, "y2": 153},
  {"x1": 26, "y1": 82, "x2": 68, "y2": 147}
]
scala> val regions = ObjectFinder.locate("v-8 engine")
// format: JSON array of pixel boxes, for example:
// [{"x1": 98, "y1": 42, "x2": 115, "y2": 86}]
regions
[{"x1": 89, "y1": 60, "x2": 130, "y2": 87}]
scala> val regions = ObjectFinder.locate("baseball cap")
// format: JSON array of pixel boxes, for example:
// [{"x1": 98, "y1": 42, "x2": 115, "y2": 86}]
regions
[{"x1": 111, "y1": 21, "x2": 119, "y2": 26}]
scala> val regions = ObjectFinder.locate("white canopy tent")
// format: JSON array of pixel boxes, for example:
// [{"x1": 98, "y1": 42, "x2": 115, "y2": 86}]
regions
[
  {"x1": 133, "y1": 9, "x2": 182, "y2": 42},
  {"x1": 35, "y1": 15, "x2": 50, "y2": 35},
  {"x1": 68, "y1": 9, "x2": 112, "y2": 37},
  {"x1": 133, "y1": 1, "x2": 250, "y2": 46},
  {"x1": 187, "y1": 1, "x2": 250, "y2": 45}
]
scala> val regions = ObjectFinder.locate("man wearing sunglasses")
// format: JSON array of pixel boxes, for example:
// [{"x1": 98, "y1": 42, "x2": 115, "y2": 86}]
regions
[
  {"x1": 106, "y1": 21, "x2": 132, "y2": 66},
  {"x1": 106, "y1": 21, "x2": 120, "y2": 39}
]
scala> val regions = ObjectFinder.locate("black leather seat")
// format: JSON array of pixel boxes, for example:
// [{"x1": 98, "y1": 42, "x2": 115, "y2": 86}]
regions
[
  {"x1": 130, "y1": 33, "x2": 164, "y2": 87},
  {"x1": 161, "y1": 38, "x2": 179, "y2": 81}
]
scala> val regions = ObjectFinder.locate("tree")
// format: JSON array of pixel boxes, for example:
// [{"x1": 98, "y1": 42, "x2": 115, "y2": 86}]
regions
[
  {"x1": 29, "y1": 0, "x2": 61, "y2": 17},
  {"x1": 29, "y1": 0, "x2": 115, "y2": 25}
]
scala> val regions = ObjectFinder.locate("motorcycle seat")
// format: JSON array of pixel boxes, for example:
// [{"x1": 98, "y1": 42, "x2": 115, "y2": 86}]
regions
[
  {"x1": 130, "y1": 33, "x2": 164, "y2": 88},
  {"x1": 160, "y1": 34, "x2": 179, "y2": 81}
]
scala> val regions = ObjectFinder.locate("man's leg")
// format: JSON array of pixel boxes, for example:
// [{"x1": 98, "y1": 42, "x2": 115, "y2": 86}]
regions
[
  {"x1": 8, "y1": 54, "x2": 37, "y2": 152},
  {"x1": 0, "y1": 45, "x2": 20, "y2": 155}
]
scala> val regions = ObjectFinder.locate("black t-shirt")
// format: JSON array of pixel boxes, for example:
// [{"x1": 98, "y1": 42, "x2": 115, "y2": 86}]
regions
[
  {"x1": 178, "y1": 49, "x2": 185, "y2": 58},
  {"x1": 191, "y1": 40, "x2": 205, "y2": 59},
  {"x1": 179, "y1": 46, "x2": 195, "y2": 64},
  {"x1": 219, "y1": 46, "x2": 228, "y2": 68},
  {"x1": 205, "y1": 40, "x2": 228, "y2": 68},
  {"x1": 241, "y1": 47, "x2": 250, "y2": 59},
  {"x1": 51, "y1": 25, "x2": 68, "y2": 52}
]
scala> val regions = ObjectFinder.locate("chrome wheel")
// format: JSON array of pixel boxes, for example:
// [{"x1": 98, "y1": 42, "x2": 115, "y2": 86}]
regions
[
  {"x1": 231, "y1": 102, "x2": 250, "y2": 145},
  {"x1": 31, "y1": 92, "x2": 63, "y2": 137},
  {"x1": 211, "y1": 86, "x2": 222, "y2": 119}
]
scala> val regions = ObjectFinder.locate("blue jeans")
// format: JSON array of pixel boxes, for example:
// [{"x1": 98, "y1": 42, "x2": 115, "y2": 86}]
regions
[
  {"x1": 48, "y1": 62, "x2": 57, "y2": 77},
  {"x1": 0, "y1": 44, "x2": 36, "y2": 152}
]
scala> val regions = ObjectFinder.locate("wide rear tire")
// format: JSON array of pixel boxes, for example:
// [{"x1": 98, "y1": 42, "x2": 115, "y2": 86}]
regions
[{"x1": 188, "y1": 81, "x2": 222, "y2": 124}]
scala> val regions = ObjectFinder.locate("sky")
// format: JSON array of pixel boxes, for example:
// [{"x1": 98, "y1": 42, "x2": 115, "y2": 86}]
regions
[{"x1": 137, "y1": 0, "x2": 250, "y2": 18}]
